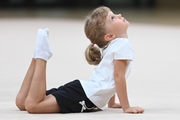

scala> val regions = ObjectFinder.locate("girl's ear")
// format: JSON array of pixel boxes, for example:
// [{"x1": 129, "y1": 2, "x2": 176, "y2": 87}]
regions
[{"x1": 104, "y1": 33, "x2": 116, "y2": 41}]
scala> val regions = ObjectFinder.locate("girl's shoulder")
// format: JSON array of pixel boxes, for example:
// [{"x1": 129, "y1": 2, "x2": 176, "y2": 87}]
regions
[
  {"x1": 109, "y1": 38, "x2": 132, "y2": 49},
  {"x1": 103, "y1": 38, "x2": 133, "y2": 56},
  {"x1": 110, "y1": 38, "x2": 134, "y2": 60},
  {"x1": 112, "y1": 38, "x2": 130, "y2": 44}
]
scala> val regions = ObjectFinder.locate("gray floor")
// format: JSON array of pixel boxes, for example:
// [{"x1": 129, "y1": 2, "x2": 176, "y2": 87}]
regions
[{"x1": 0, "y1": 7, "x2": 180, "y2": 120}]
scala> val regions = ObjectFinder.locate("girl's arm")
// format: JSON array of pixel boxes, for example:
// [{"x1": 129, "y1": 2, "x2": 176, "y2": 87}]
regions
[{"x1": 114, "y1": 60, "x2": 144, "y2": 114}]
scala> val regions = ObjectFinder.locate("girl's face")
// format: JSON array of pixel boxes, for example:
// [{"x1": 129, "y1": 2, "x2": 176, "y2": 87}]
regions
[{"x1": 105, "y1": 11, "x2": 129, "y2": 38}]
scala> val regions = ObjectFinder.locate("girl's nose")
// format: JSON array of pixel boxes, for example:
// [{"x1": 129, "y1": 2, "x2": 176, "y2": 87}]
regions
[{"x1": 118, "y1": 14, "x2": 122, "y2": 18}]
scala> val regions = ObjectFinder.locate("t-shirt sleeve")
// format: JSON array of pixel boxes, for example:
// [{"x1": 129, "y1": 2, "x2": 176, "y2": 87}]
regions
[{"x1": 114, "y1": 41, "x2": 134, "y2": 60}]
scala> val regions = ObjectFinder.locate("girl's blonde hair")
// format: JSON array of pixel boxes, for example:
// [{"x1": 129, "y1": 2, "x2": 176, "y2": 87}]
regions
[{"x1": 84, "y1": 6, "x2": 110, "y2": 65}]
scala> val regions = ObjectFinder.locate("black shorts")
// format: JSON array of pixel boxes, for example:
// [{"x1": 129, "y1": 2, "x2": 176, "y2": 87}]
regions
[{"x1": 46, "y1": 80, "x2": 96, "y2": 113}]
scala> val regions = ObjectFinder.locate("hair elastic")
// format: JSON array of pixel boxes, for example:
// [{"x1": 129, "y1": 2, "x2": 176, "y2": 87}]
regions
[{"x1": 91, "y1": 43, "x2": 94, "y2": 46}]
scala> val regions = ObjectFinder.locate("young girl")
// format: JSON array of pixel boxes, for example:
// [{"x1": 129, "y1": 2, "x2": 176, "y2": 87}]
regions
[{"x1": 15, "y1": 6, "x2": 144, "y2": 114}]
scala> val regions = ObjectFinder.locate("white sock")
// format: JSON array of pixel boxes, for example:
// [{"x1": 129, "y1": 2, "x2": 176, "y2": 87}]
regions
[
  {"x1": 34, "y1": 28, "x2": 53, "y2": 61},
  {"x1": 33, "y1": 28, "x2": 52, "y2": 59}
]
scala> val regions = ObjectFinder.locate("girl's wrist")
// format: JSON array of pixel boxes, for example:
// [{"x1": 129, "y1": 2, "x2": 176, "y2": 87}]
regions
[
  {"x1": 122, "y1": 105, "x2": 130, "y2": 111},
  {"x1": 108, "y1": 102, "x2": 115, "y2": 108}
]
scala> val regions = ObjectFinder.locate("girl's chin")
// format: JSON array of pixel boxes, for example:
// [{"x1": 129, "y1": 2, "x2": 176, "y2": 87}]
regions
[{"x1": 125, "y1": 22, "x2": 129, "y2": 27}]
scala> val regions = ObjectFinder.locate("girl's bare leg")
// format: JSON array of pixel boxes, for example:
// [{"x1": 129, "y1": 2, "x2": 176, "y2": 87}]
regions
[
  {"x1": 16, "y1": 58, "x2": 36, "y2": 110},
  {"x1": 15, "y1": 28, "x2": 46, "y2": 110},
  {"x1": 25, "y1": 59, "x2": 60, "y2": 113},
  {"x1": 16, "y1": 28, "x2": 60, "y2": 113},
  {"x1": 16, "y1": 27, "x2": 44, "y2": 110}
]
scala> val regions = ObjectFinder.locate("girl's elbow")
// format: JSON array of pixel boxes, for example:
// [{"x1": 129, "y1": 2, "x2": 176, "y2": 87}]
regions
[{"x1": 114, "y1": 75, "x2": 126, "y2": 83}]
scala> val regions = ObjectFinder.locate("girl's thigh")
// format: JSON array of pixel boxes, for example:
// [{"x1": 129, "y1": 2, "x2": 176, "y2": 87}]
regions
[{"x1": 27, "y1": 95, "x2": 61, "y2": 113}]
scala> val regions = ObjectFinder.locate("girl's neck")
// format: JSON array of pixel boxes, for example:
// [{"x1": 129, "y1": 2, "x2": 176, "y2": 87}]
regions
[{"x1": 117, "y1": 33, "x2": 128, "y2": 39}]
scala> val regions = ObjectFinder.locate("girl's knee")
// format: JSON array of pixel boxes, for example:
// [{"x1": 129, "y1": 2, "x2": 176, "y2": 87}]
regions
[
  {"x1": 24, "y1": 100, "x2": 37, "y2": 113},
  {"x1": 15, "y1": 95, "x2": 26, "y2": 111}
]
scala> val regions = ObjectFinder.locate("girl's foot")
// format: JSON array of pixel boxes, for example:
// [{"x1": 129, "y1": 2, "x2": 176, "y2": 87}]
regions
[{"x1": 34, "y1": 28, "x2": 53, "y2": 61}]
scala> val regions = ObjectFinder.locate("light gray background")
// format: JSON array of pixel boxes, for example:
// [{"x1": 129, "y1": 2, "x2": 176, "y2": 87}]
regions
[{"x1": 0, "y1": 7, "x2": 180, "y2": 120}]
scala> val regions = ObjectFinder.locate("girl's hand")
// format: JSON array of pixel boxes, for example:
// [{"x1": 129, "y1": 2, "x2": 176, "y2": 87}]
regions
[
  {"x1": 124, "y1": 107, "x2": 144, "y2": 114},
  {"x1": 110, "y1": 103, "x2": 122, "y2": 108}
]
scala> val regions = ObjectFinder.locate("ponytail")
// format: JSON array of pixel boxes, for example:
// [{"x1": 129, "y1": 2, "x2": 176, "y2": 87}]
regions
[
  {"x1": 84, "y1": 6, "x2": 110, "y2": 65},
  {"x1": 85, "y1": 44, "x2": 102, "y2": 65}
]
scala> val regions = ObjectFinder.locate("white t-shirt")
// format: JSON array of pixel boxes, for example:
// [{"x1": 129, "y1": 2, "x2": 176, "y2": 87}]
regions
[{"x1": 79, "y1": 38, "x2": 134, "y2": 109}]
